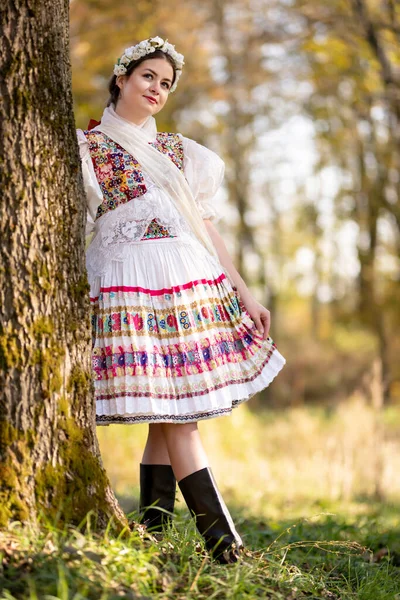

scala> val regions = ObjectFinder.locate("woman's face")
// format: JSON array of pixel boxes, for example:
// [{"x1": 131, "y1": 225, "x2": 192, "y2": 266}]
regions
[{"x1": 116, "y1": 58, "x2": 174, "y2": 121}]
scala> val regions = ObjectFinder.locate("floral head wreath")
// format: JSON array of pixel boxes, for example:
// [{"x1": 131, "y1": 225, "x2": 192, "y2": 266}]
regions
[{"x1": 113, "y1": 36, "x2": 184, "y2": 93}]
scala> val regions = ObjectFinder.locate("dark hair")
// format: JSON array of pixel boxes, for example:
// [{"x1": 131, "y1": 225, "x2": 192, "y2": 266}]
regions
[{"x1": 107, "y1": 50, "x2": 177, "y2": 107}]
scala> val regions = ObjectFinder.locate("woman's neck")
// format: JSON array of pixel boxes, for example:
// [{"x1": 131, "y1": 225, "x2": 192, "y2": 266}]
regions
[{"x1": 114, "y1": 102, "x2": 148, "y2": 127}]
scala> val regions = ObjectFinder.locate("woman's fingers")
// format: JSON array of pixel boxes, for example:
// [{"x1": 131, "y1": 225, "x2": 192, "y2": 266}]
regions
[
  {"x1": 245, "y1": 300, "x2": 271, "y2": 340},
  {"x1": 260, "y1": 311, "x2": 270, "y2": 340},
  {"x1": 253, "y1": 315, "x2": 264, "y2": 335}
]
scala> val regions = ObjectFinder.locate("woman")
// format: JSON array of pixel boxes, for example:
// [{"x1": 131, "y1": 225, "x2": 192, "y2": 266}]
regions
[{"x1": 77, "y1": 36, "x2": 286, "y2": 564}]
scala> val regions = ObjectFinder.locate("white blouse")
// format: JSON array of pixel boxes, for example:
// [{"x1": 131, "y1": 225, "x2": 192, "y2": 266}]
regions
[
  {"x1": 77, "y1": 129, "x2": 225, "y2": 278},
  {"x1": 76, "y1": 130, "x2": 225, "y2": 239}
]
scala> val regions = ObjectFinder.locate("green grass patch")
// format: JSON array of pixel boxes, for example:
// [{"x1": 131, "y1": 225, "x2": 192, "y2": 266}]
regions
[{"x1": 0, "y1": 500, "x2": 399, "y2": 599}]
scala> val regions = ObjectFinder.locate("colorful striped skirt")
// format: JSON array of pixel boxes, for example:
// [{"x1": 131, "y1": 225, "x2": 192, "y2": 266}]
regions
[{"x1": 89, "y1": 234, "x2": 286, "y2": 425}]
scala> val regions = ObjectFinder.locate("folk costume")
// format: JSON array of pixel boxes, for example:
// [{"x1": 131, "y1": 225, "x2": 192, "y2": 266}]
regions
[
  {"x1": 77, "y1": 104, "x2": 285, "y2": 426},
  {"x1": 77, "y1": 36, "x2": 286, "y2": 564}
]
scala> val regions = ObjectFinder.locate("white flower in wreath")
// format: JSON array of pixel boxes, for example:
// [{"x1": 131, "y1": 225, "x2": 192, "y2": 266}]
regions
[
  {"x1": 151, "y1": 36, "x2": 164, "y2": 46},
  {"x1": 114, "y1": 64, "x2": 127, "y2": 76},
  {"x1": 113, "y1": 37, "x2": 185, "y2": 91},
  {"x1": 175, "y1": 52, "x2": 185, "y2": 66}
]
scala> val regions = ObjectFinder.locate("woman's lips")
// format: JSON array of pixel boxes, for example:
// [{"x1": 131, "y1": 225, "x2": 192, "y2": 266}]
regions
[{"x1": 144, "y1": 96, "x2": 157, "y2": 104}]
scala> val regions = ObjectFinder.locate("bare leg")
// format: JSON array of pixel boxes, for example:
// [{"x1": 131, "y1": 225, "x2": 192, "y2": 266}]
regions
[
  {"x1": 161, "y1": 422, "x2": 209, "y2": 481},
  {"x1": 161, "y1": 421, "x2": 243, "y2": 563},
  {"x1": 141, "y1": 423, "x2": 171, "y2": 465}
]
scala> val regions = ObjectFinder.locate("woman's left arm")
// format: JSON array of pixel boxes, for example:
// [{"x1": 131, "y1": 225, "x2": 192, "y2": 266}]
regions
[{"x1": 204, "y1": 219, "x2": 271, "y2": 340}]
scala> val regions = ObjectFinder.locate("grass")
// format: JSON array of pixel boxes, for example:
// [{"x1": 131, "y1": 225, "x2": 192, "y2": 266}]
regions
[
  {"x1": 1, "y1": 398, "x2": 400, "y2": 599},
  {"x1": 0, "y1": 502, "x2": 399, "y2": 599}
]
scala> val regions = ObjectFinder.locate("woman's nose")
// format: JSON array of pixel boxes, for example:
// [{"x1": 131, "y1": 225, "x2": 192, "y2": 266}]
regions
[{"x1": 149, "y1": 81, "x2": 161, "y2": 94}]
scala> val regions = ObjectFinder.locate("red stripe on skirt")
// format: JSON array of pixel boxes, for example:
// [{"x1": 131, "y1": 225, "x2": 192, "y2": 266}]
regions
[{"x1": 90, "y1": 273, "x2": 227, "y2": 302}]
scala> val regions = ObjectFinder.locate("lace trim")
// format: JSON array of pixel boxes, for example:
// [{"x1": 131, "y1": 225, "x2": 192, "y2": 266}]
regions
[
  {"x1": 86, "y1": 183, "x2": 193, "y2": 278},
  {"x1": 101, "y1": 217, "x2": 180, "y2": 247}
]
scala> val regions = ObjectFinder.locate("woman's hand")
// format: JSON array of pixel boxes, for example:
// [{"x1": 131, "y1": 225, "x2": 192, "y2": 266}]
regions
[{"x1": 240, "y1": 292, "x2": 271, "y2": 340}]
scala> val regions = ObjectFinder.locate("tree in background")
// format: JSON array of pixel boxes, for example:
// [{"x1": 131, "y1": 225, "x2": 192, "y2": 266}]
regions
[
  {"x1": 292, "y1": 0, "x2": 400, "y2": 402},
  {"x1": 0, "y1": 0, "x2": 127, "y2": 529}
]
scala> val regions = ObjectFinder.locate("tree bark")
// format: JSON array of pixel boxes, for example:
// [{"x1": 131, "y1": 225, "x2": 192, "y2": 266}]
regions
[
  {"x1": 351, "y1": 0, "x2": 400, "y2": 131},
  {"x1": 0, "y1": 0, "x2": 127, "y2": 531}
]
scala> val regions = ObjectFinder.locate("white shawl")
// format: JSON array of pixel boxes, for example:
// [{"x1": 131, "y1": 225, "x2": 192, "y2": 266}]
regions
[{"x1": 94, "y1": 105, "x2": 217, "y2": 256}]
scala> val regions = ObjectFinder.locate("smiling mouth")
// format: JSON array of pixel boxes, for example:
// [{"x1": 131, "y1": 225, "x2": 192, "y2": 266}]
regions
[{"x1": 144, "y1": 96, "x2": 157, "y2": 104}]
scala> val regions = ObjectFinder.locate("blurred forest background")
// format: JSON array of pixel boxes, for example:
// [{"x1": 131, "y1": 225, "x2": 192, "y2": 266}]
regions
[{"x1": 71, "y1": 0, "x2": 400, "y2": 507}]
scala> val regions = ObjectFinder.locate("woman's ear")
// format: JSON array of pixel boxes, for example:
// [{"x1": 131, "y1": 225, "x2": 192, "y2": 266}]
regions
[{"x1": 116, "y1": 75, "x2": 125, "y2": 90}]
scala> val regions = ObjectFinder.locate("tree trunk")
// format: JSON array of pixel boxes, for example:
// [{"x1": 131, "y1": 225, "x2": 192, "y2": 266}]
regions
[{"x1": 0, "y1": 0, "x2": 127, "y2": 531}]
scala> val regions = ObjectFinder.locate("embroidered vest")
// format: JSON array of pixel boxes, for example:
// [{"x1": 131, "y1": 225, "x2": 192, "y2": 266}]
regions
[{"x1": 83, "y1": 130, "x2": 184, "y2": 221}]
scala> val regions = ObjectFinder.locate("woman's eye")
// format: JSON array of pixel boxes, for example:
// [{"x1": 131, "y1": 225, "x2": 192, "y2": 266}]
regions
[{"x1": 143, "y1": 73, "x2": 169, "y2": 89}]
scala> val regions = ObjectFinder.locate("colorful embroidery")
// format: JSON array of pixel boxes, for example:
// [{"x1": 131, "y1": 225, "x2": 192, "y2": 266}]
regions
[
  {"x1": 89, "y1": 277, "x2": 276, "y2": 384},
  {"x1": 150, "y1": 133, "x2": 184, "y2": 171},
  {"x1": 84, "y1": 130, "x2": 147, "y2": 220},
  {"x1": 83, "y1": 130, "x2": 184, "y2": 220},
  {"x1": 91, "y1": 332, "x2": 269, "y2": 382},
  {"x1": 94, "y1": 348, "x2": 276, "y2": 402},
  {"x1": 91, "y1": 290, "x2": 242, "y2": 340},
  {"x1": 141, "y1": 218, "x2": 176, "y2": 240},
  {"x1": 90, "y1": 270, "x2": 284, "y2": 424}
]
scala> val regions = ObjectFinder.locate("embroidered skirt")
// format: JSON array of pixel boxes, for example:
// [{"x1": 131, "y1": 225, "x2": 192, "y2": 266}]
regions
[{"x1": 89, "y1": 234, "x2": 286, "y2": 425}]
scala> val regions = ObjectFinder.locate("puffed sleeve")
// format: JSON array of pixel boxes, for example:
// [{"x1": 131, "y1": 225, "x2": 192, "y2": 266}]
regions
[
  {"x1": 179, "y1": 135, "x2": 225, "y2": 222},
  {"x1": 76, "y1": 129, "x2": 103, "y2": 238}
]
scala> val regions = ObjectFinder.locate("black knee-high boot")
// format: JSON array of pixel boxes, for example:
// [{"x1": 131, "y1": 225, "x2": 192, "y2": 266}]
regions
[
  {"x1": 178, "y1": 466, "x2": 243, "y2": 564},
  {"x1": 139, "y1": 463, "x2": 177, "y2": 531}
]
